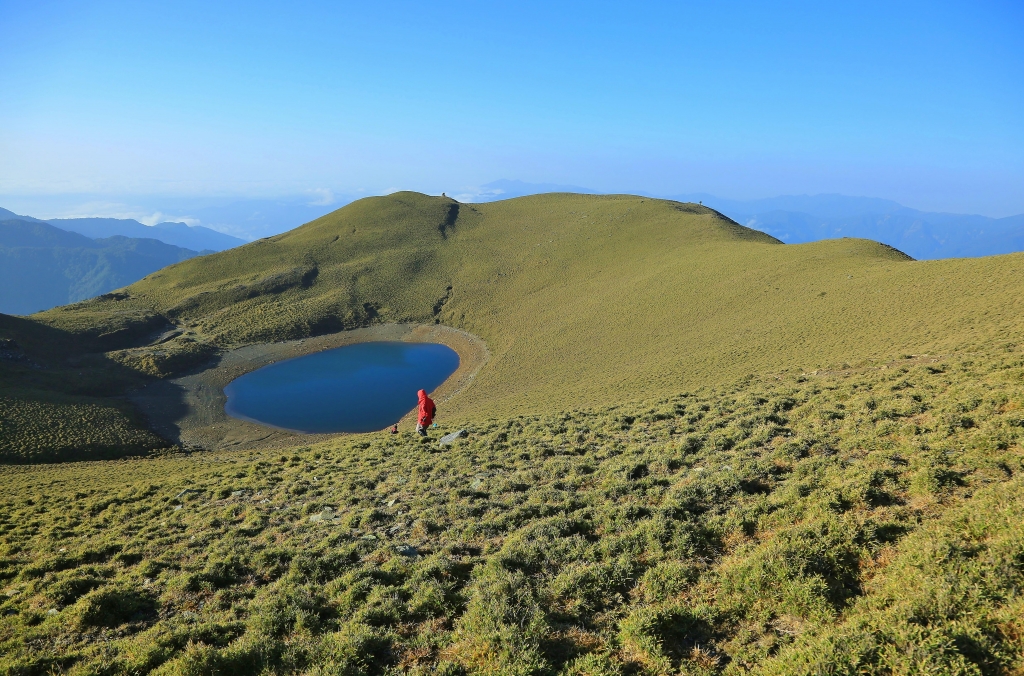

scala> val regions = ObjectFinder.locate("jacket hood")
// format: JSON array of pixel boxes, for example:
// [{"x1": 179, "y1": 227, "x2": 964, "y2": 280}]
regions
[{"x1": 417, "y1": 389, "x2": 427, "y2": 400}]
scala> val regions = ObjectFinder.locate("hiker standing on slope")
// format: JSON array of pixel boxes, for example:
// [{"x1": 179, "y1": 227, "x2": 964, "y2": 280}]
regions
[{"x1": 416, "y1": 389, "x2": 437, "y2": 436}]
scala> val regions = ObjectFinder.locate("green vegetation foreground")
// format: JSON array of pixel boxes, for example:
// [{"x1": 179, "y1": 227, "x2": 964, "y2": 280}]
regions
[{"x1": 2, "y1": 345, "x2": 1023, "y2": 674}]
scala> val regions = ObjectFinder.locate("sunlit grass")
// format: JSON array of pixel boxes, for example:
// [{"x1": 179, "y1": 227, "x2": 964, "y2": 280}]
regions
[{"x1": 1, "y1": 348, "x2": 1023, "y2": 673}]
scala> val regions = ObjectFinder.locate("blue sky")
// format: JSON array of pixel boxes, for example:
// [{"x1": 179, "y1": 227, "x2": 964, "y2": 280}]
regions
[{"x1": 1, "y1": 0, "x2": 1022, "y2": 217}]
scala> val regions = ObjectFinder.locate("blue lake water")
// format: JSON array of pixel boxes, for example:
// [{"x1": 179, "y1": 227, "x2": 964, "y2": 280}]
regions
[{"x1": 224, "y1": 341, "x2": 460, "y2": 433}]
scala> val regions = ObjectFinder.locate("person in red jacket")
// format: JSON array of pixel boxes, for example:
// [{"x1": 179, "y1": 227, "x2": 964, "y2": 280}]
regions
[{"x1": 416, "y1": 389, "x2": 436, "y2": 436}]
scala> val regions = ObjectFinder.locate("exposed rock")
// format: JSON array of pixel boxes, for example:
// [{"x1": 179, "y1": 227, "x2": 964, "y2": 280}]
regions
[
  {"x1": 309, "y1": 507, "x2": 331, "y2": 522},
  {"x1": 395, "y1": 544, "x2": 418, "y2": 558},
  {"x1": 309, "y1": 507, "x2": 341, "y2": 524},
  {"x1": 175, "y1": 489, "x2": 204, "y2": 499},
  {"x1": 439, "y1": 429, "x2": 468, "y2": 446}
]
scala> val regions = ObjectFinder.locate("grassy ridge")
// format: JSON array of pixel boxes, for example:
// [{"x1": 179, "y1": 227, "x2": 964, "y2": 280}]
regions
[
  {"x1": 2, "y1": 345, "x2": 1022, "y2": 673},
  {"x1": 30, "y1": 192, "x2": 1024, "y2": 423}
]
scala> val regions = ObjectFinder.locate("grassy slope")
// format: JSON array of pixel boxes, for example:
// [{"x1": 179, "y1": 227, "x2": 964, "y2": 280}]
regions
[
  {"x1": 31, "y1": 191, "x2": 1024, "y2": 421},
  {"x1": 2, "y1": 347, "x2": 1022, "y2": 674},
  {"x1": 3, "y1": 192, "x2": 1024, "y2": 672}
]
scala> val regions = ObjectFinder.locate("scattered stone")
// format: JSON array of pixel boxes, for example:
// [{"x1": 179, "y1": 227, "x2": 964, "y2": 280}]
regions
[
  {"x1": 47, "y1": 608, "x2": 58, "y2": 616},
  {"x1": 309, "y1": 507, "x2": 333, "y2": 523},
  {"x1": 395, "y1": 544, "x2": 418, "y2": 558},
  {"x1": 175, "y1": 489, "x2": 204, "y2": 499},
  {"x1": 439, "y1": 429, "x2": 468, "y2": 446},
  {"x1": 231, "y1": 490, "x2": 247, "y2": 498}
]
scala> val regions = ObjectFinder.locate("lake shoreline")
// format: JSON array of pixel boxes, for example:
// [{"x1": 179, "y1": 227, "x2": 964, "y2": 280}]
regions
[{"x1": 129, "y1": 324, "x2": 489, "y2": 451}]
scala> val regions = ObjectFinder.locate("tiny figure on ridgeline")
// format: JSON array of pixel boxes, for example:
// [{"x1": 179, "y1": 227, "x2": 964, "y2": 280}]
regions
[{"x1": 416, "y1": 389, "x2": 436, "y2": 436}]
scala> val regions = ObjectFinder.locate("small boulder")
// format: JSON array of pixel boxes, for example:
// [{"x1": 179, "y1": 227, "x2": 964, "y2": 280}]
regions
[
  {"x1": 395, "y1": 544, "x2": 418, "y2": 558},
  {"x1": 438, "y1": 429, "x2": 468, "y2": 446},
  {"x1": 309, "y1": 507, "x2": 333, "y2": 523}
]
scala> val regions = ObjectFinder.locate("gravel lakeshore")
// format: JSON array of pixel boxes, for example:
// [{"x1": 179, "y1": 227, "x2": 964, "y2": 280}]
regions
[{"x1": 129, "y1": 323, "x2": 489, "y2": 451}]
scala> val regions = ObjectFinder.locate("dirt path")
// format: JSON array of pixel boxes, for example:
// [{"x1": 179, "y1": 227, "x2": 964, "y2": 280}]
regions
[{"x1": 129, "y1": 324, "x2": 489, "y2": 451}]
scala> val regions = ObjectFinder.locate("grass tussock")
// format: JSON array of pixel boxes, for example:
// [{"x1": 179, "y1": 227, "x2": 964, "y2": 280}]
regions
[{"x1": 2, "y1": 345, "x2": 1023, "y2": 674}]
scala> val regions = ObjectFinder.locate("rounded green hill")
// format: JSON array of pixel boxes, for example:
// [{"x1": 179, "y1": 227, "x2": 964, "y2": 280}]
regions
[{"x1": 29, "y1": 191, "x2": 1024, "y2": 422}]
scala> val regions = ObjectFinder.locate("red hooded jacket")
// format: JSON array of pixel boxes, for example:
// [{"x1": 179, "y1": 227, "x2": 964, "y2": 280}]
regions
[{"x1": 417, "y1": 389, "x2": 436, "y2": 426}]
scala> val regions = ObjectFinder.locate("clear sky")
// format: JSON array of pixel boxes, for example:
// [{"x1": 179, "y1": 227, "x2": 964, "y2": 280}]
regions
[{"x1": 1, "y1": 0, "x2": 1022, "y2": 216}]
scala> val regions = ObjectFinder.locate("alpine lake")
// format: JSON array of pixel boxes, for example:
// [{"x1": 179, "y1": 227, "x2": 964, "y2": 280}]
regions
[{"x1": 224, "y1": 341, "x2": 460, "y2": 433}]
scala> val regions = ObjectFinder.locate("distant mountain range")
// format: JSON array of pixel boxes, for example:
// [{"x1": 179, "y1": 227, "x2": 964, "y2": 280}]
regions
[
  {"x1": 49, "y1": 217, "x2": 246, "y2": 252},
  {"x1": 0, "y1": 207, "x2": 246, "y2": 252},
  {"x1": 0, "y1": 214, "x2": 211, "y2": 315}
]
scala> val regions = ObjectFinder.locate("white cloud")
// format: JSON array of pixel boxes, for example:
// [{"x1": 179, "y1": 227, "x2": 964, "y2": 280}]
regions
[
  {"x1": 32, "y1": 201, "x2": 201, "y2": 227},
  {"x1": 137, "y1": 212, "x2": 200, "y2": 226},
  {"x1": 451, "y1": 186, "x2": 505, "y2": 203},
  {"x1": 305, "y1": 188, "x2": 335, "y2": 206}
]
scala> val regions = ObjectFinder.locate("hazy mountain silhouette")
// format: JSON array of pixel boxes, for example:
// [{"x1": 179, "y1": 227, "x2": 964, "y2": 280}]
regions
[
  {"x1": 0, "y1": 206, "x2": 245, "y2": 252},
  {"x1": 48, "y1": 217, "x2": 245, "y2": 252},
  {"x1": 0, "y1": 218, "x2": 206, "y2": 315}
]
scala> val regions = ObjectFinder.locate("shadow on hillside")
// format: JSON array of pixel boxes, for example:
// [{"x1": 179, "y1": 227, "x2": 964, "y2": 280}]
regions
[
  {"x1": 0, "y1": 312, "x2": 199, "y2": 462},
  {"x1": 128, "y1": 381, "x2": 190, "y2": 446}
]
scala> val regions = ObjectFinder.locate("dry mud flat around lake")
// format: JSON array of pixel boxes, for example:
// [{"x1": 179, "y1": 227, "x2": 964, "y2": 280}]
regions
[{"x1": 130, "y1": 323, "x2": 488, "y2": 451}]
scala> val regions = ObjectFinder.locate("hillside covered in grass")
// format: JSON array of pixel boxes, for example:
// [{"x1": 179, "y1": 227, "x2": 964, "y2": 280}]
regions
[
  {"x1": 3, "y1": 192, "x2": 1024, "y2": 672},
  {"x1": 22, "y1": 192, "x2": 1024, "y2": 420},
  {"x1": 2, "y1": 345, "x2": 1023, "y2": 674},
  {"x1": 4, "y1": 191, "x2": 1024, "y2": 462}
]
